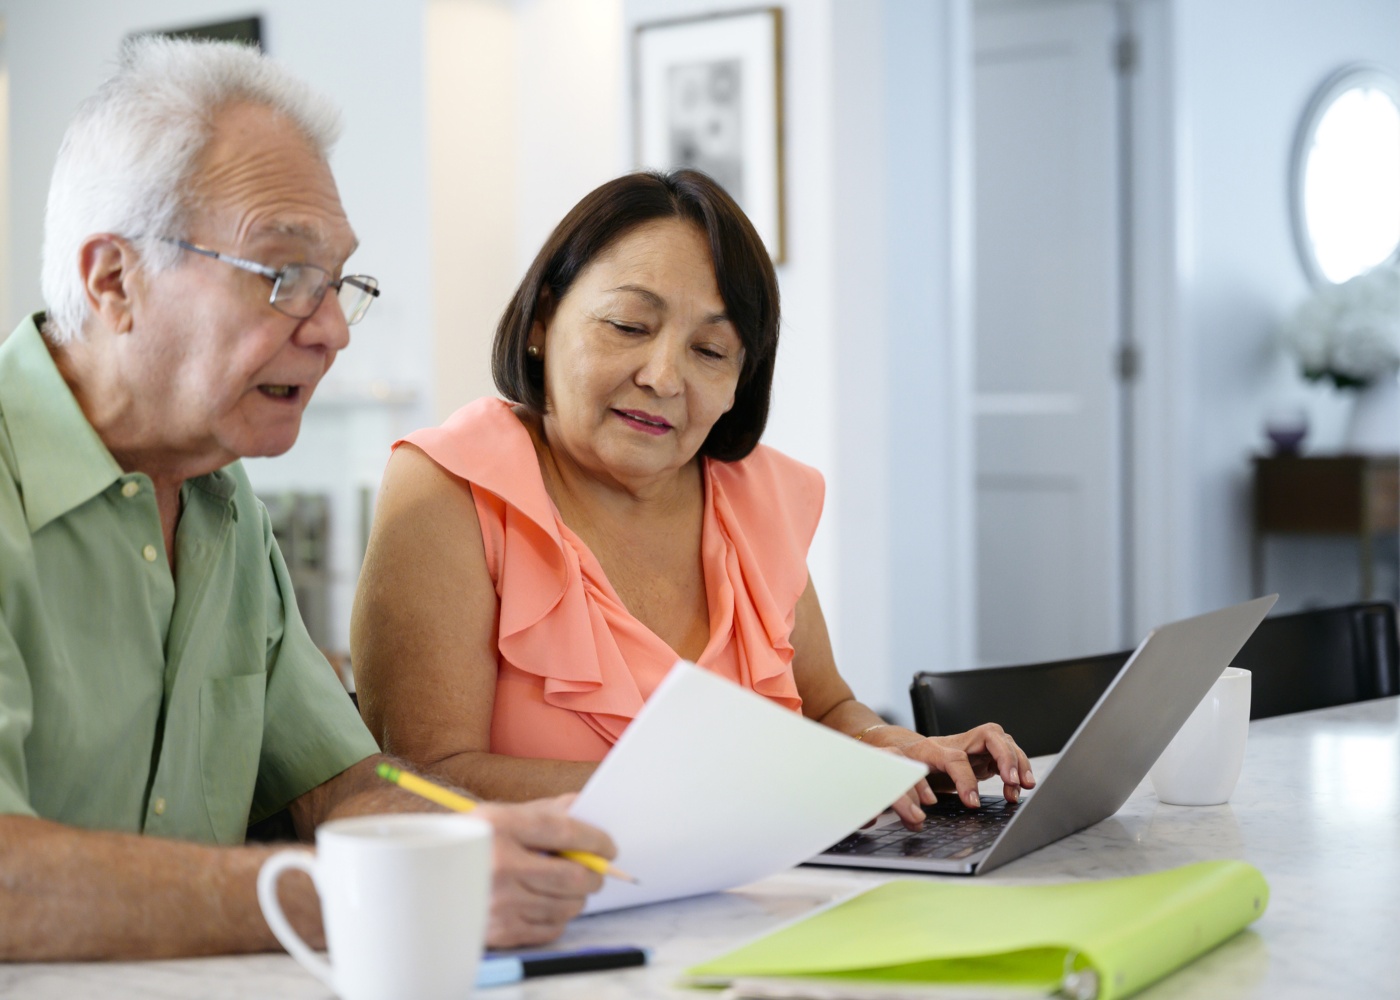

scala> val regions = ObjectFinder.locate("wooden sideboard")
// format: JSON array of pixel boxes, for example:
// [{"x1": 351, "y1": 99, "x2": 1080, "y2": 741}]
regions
[{"x1": 1252, "y1": 454, "x2": 1400, "y2": 600}]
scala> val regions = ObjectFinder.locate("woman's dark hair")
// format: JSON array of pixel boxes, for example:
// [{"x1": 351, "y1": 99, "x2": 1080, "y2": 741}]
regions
[{"x1": 492, "y1": 169, "x2": 780, "y2": 462}]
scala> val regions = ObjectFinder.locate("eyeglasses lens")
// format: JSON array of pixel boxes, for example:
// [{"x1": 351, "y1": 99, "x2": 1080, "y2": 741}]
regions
[
  {"x1": 269, "y1": 264, "x2": 378, "y2": 326},
  {"x1": 270, "y1": 264, "x2": 329, "y2": 320},
  {"x1": 337, "y1": 277, "x2": 379, "y2": 326}
]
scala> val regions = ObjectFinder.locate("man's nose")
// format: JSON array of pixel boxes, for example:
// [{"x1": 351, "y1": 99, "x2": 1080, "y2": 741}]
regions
[{"x1": 294, "y1": 288, "x2": 352, "y2": 353}]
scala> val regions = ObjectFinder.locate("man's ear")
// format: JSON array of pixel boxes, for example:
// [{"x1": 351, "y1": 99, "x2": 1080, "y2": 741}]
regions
[{"x1": 79, "y1": 235, "x2": 140, "y2": 335}]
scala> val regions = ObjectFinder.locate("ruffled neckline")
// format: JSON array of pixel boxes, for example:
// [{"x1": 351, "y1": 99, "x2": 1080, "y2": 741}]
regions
[{"x1": 398, "y1": 398, "x2": 807, "y2": 747}]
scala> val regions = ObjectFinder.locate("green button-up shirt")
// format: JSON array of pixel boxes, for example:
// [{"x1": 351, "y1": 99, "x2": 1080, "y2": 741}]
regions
[{"x1": 0, "y1": 314, "x2": 379, "y2": 844}]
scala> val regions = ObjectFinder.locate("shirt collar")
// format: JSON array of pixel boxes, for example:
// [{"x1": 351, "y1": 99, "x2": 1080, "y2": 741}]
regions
[{"x1": 1, "y1": 314, "x2": 127, "y2": 533}]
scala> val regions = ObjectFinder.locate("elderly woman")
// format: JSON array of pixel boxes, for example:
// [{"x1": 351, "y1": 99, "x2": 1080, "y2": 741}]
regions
[{"x1": 352, "y1": 170, "x2": 1033, "y2": 828}]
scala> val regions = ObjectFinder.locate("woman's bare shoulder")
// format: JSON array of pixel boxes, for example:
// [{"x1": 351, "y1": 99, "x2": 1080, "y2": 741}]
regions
[{"x1": 379, "y1": 443, "x2": 477, "y2": 513}]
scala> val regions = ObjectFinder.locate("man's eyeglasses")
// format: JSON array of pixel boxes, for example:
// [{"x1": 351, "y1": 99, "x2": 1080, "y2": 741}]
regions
[{"x1": 164, "y1": 239, "x2": 380, "y2": 326}]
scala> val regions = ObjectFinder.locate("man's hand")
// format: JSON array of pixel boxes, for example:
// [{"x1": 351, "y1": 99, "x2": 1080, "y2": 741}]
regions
[
  {"x1": 472, "y1": 795, "x2": 617, "y2": 947},
  {"x1": 299, "y1": 758, "x2": 616, "y2": 946}
]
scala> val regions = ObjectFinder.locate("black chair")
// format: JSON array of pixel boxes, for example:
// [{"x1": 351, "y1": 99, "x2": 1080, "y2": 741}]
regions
[
  {"x1": 910, "y1": 648, "x2": 1131, "y2": 757},
  {"x1": 910, "y1": 602, "x2": 1400, "y2": 755},
  {"x1": 1234, "y1": 601, "x2": 1399, "y2": 719}
]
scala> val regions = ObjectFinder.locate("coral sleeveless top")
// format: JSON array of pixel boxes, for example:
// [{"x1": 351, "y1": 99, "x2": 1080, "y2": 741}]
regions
[{"x1": 395, "y1": 397, "x2": 824, "y2": 761}]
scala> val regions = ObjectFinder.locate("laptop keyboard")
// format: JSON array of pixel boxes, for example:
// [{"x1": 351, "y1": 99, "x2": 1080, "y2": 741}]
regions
[{"x1": 822, "y1": 795, "x2": 1022, "y2": 861}]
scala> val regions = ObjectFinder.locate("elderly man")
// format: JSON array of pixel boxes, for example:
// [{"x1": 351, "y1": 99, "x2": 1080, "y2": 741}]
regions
[{"x1": 0, "y1": 37, "x2": 613, "y2": 960}]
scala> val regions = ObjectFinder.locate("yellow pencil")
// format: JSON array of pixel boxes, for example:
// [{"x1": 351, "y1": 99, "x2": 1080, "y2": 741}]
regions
[{"x1": 376, "y1": 763, "x2": 637, "y2": 883}]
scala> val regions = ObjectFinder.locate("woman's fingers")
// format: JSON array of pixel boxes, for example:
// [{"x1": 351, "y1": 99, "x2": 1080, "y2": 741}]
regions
[
  {"x1": 975, "y1": 726, "x2": 1035, "y2": 797},
  {"x1": 985, "y1": 728, "x2": 1022, "y2": 790},
  {"x1": 915, "y1": 777, "x2": 936, "y2": 806},
  {"x1": 872, "y1": 725, "x2": 1035, "y2": 815},
  {"x1": 937, "y1": 751, "x2": 981, "y2": 807},
  {"x1": 899, "y1": 740, "x2": 980, "y2": 808},
  {"x1": 891, "y1": 786, "x2": 927, "y2": 830},
  {"x1": 1017, "y1": 742, "x2": 1036, "y2": 788},
  {"x1": 891, "y1": 726, "x2": 1039, "y2": 809}
]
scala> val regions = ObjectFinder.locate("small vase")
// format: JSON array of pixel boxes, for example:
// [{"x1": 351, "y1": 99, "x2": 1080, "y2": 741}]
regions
[{"x1": 1345, "y1": 374, "x2": 1400, "y2": 454}]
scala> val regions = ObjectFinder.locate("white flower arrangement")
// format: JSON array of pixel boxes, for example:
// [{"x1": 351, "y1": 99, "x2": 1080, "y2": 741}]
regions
[{"x1": 1282, "y1": 262, "x2": 1400, "y2": 389}]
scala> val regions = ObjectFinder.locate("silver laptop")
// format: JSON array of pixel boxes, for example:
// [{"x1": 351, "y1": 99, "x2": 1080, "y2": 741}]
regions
[{"x1": 808, "y1": 595, "x2": 1278, "y2": 875}]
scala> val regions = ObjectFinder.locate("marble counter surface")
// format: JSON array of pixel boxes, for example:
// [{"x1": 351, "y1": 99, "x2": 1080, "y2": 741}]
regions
[{"x1": 3, "y1": 698, "x2": 1395, "y2": 998}]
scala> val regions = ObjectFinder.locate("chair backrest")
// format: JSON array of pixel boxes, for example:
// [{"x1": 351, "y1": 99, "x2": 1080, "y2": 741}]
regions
[
  {"x1": 910, "y1": 649, "x2": 1131, "y2": 758},
  {"x1": 1233, "y1": 601, "x2": 1400, "y2": 719},
  {"x1": 910, "y1": 603, "x2": 1400, "y2": 754}
]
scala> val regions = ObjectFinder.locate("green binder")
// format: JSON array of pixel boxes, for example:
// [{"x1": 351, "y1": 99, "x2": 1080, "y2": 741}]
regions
[{"x1": 683, "y1": 860, "x2": 1268, "y2": 1000}]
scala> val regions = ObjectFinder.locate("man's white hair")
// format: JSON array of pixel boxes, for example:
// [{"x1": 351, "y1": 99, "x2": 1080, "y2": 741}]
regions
[{"x1": 40, "y1": 35, "x2": 342, "y2": 344}]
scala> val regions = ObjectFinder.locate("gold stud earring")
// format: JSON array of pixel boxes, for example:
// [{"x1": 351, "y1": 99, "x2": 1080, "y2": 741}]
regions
[{"x1": 527, "y1": 344, "x2": 541, "y2": 359}]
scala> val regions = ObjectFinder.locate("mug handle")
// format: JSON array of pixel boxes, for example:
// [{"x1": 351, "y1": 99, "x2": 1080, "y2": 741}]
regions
[{"x1": 257, "y1": 850, "x2": 335, "y2": 990}]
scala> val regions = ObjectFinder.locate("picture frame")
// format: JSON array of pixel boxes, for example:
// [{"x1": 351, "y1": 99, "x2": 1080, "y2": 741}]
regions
[
  {"x1": 634, "y1": 7, "x2": 786, "y2": 263},
  {"x1": 135, "y1": 16, "x2": 263, "y2": 48}
]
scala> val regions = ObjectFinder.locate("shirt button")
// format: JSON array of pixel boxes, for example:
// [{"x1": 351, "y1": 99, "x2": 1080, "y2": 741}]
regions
[
  {"x1": 153, "y1": 797, "x2": 166, "y2": 816},
  {"x1": 121, "y1": 481, "x2": 140, "y2": 498},
  {"x1": 142, "y1": 544, "x2": 158, "y2": 563}
]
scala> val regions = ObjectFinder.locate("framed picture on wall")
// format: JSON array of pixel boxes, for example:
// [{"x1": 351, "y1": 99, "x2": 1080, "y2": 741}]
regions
[
  {"x1": 133, "y1": 16, "x2": 263, "y2": 48},
  {"x1": 634, "y1": 7, "x2": 786, "y2": 263}
]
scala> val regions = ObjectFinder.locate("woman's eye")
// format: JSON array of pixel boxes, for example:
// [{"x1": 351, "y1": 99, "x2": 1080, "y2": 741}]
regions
[
  {"x1": 696, "y1": 346, "x2": 726, "y2": 360},
  {"x1": 609, "y1": 321, "x2": 646, "y2": 335}
]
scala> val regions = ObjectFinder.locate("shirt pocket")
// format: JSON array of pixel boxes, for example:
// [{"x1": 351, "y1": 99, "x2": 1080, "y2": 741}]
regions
[{"x1": 199, "y1": 673, "x2": 266, "y2": 845}]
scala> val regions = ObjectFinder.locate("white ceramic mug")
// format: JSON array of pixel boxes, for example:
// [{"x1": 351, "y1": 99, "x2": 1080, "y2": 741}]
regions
[
  {"x1": 258, "y1": 813, "x2": 492, "y2": 1000},
  {"x1": 1150, "y1": 667, "x2": 1252, "y2": 806}
]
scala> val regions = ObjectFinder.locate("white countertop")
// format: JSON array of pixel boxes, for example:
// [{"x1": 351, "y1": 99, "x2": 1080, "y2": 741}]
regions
[{"x1": 4, "y1": 697, "x2": 1396, "y2": 999}]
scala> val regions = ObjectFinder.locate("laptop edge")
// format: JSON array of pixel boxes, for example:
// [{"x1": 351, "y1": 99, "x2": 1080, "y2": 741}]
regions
[{"x1": 806, "y1": 595, "x2": 1278, "y2": 876}]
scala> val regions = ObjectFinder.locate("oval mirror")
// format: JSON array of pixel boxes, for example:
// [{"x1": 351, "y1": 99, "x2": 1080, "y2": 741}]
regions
[{"x1": 1290, "y1": 64, "x2": 1400, "y2": 285}]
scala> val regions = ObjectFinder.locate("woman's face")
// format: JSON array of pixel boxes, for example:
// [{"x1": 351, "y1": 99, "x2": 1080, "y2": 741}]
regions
[{"x1": 532, "y1": 218, "x2": 745, "y2": 490}]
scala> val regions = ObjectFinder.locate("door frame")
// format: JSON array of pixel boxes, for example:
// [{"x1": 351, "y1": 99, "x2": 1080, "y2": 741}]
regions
[{"x1": 953, "y1": 0, "x2": 1182, "y2": 654}]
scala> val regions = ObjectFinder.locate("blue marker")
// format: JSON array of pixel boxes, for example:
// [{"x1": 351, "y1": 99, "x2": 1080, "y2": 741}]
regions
[{"x1": 476, "y1": 945, "x2": 649, "y2": 987}]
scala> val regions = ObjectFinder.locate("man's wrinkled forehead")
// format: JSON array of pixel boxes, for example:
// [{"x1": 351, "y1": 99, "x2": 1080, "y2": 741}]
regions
[
  {"x1": 248, "y1": 218, "x2": 361, "y2": 260},
  {"x1": 188, "y1": 102, "x2": 356, "y2": 259}
]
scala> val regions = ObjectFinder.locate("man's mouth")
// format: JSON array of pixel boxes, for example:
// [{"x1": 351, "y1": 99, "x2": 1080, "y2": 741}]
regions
[{"x1": 258, "y1": 384, "x2": 301, "y2": 401}]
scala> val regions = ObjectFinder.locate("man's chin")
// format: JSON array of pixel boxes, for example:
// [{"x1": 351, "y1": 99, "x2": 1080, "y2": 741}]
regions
[
  {"x1": 234, "y1": 389, "x2": 317, "y2": 460},
  {"x1": 236, "y1": 420, "x2": 307, "y2": 461}
]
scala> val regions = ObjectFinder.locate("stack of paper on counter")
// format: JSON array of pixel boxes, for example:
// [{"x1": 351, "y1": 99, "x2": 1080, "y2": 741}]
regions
[
  {"x1": 682, "y1": 860, "x2": 1269, "y2": 1000},
  {"x1": 568, "y1": 662, "x2": 927, "y2": 913}
]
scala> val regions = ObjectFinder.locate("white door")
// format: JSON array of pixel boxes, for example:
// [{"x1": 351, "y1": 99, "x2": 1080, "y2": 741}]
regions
[{"x1": 973, "y1": 0, "x2": 1126, "y2": 666}]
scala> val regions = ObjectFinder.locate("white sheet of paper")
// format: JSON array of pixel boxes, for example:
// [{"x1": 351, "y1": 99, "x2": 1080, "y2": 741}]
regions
[{"x1": 570, "y1": 662, "x2": 927, "y2": 914}]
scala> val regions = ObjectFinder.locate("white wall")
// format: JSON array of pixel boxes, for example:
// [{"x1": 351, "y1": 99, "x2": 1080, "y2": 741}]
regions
[
  {"x1": 426, "y1": 0, "x2": 520, "y2": 423},
  {"x1": 426, "y1": 0, "x2": 629, "y2": 426},
  {"x1": 1171, "y1": 0, "x2": 1400, "y2": 615},
  {"x1": 513, "y1": 0, "x2": 628, "y2": 275},
  {"x1": 879, "y1": 1, "x2": 976, "y2": 705},
  {"x1": 618, "y1": 0, "x2": 972, "y2": 719}
]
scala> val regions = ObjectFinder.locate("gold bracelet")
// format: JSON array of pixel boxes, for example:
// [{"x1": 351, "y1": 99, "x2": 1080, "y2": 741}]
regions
[{"x1": 854, "y1": 723, "x2": 891, "y2": 742}]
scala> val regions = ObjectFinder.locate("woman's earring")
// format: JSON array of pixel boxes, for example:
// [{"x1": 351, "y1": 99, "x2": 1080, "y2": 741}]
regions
[{"x1": 527, "y1": 344, "x2": 541, "y2": 359}]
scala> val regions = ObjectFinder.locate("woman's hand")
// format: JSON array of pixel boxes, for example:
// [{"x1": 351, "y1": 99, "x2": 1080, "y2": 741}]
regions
[
  {"x1": 786, "y1": 582, "x2": 1033, "y2": 830},
  {"x1": 863, "y1": 725, "x2": 1035, "y2": 831}
]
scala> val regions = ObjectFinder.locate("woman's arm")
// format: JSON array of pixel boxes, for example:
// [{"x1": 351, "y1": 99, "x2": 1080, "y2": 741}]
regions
[
  {"x1": 788, "y1": 576, "x2": 1034, "y2": 828},
  {"x1": 351, "y1": 445, "x2": 596, "y2": 803}
]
